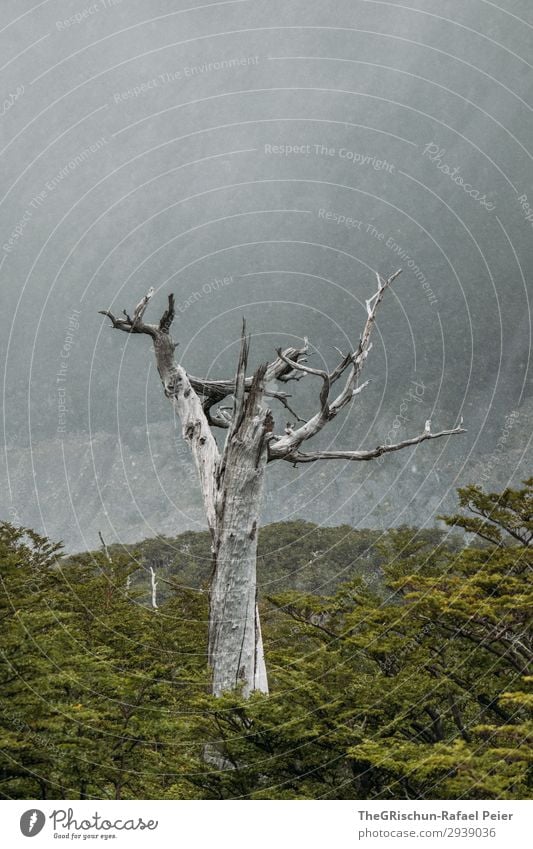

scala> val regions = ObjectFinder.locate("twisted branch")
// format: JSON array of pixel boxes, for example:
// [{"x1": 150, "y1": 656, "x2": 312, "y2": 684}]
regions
[{"x1": 278, "y1": 422, "x2": 466, "y2": 465}]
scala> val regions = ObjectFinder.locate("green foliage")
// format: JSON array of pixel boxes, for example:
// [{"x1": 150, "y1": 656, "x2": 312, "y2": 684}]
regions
[
  {"x1": 105, "y1": 521, "x2": 396, "y2": 603},
  {"x1": 0, "y1": 523, "x2": 207, "y2": 799},
  {"x1": 1, "y1": 480, "x2": 531, "y2": 799},
  {"x1": 441, "y1": 478, "x2": 533, "y2": 547},
  {"x1": 190, "y1": 480, "x2": 532, "y2": 799}
]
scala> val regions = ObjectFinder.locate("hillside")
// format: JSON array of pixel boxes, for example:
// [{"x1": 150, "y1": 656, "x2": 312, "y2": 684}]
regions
[{"x1": 78, "y1": 520, "x2": 463, "y2": 605}]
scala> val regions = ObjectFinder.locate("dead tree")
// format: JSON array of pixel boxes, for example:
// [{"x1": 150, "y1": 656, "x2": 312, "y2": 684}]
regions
[
  {"x1": 149, "y1": 566, "x2": 158, "y2": 610},
  {"x1": 99, "y1": 270, "x2": 464, "y2": 697}
]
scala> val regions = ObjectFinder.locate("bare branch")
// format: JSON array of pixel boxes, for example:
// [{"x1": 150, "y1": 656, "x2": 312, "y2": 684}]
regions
[
  {"x1": 98, "y1": 308, "x2": 155, "y2": 335},
  {"x1": 205, "y1": 386, "x2": 306, "y2": 429},
  {"x1": 269, "y1": 269, "x2": 402, "y2": 457},
  {"x1": 159, "y1": 293, "x2": 175, "y2": 334},
  {"x1": 327, "y1": 269, "x2": 402, "y2": 415},
  {"x1": 218, "y1": 322, "x2": 271, "y2": 484},
  {"x1": 265, "y1": 339, "x2": 309, "y2": 383},
  {"x1": 99, "y1": 289, "x2": 220, "y2": 532},
  {"x1": 99, "y1": 287, "x2": 158, "y2": 337},
  {"x1": 264, "y1": 389, "x2": 306, "y2": 423},
  {"x1": 226, "y1": 319, "x2": 250, "y2": 445},
  {"x1": 206, "y1": 408, "x2": 232, "y2": 428},
  {"x1": 98, "y1": 530, "x2": 112, "y2": 563},
  {"x1": 329, "y1": 352, "x2": 354, "y2": 383},
  {"x1": 133, "y1": 287, "x2": 155, "y2": 323},
  {"x1": 276, "y1": 346, "x2": 331, "y2": 425},
  {"x1": 277, "y1": 348, "x2": 327, "y2": 381},
  {"x1": 189, "y1": 339, "x2": 309, "y2": 426},
  {"x1": 274, "y1": 423, "x2": 466, "y2": 464}
]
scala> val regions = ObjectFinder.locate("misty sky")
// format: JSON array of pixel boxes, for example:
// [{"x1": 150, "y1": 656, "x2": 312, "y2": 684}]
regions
[{"x1": 1, "y1": 0, "x2": 531, "y2": 549}]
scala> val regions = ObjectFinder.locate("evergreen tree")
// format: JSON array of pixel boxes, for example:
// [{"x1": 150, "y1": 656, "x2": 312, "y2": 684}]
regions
[{"x1": 1, "y1": 479, "x2": 530, "y2": 799}]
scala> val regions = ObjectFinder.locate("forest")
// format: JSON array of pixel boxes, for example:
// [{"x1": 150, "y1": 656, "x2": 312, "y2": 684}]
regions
[{"x1": 0, "y1": 479, "x2": 531, "y2": 800}]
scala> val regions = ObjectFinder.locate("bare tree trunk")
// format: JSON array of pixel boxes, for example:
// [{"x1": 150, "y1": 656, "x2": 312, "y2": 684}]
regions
[
  {"x1": 208, "y1": 360, "x2": 270, "y2": 695},
  {"x1": 145, "y1": 309, "x2": 269, "y2": 695},
  {"x1": 150, "y1": 566, "x2": 158, "y2": 610},
  {"x1": 209, "y1": 486, "x2": 267, "y2": 696}
]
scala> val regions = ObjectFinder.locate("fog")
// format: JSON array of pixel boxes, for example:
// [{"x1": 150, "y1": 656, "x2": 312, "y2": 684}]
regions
[{"x1": 1, "y1": 0, "x2": 531, "y2": 549}]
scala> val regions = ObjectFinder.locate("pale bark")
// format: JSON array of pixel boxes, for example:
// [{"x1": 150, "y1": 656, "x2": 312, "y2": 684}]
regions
[
  {"x1": 254, "y1": 603, "x2": 268, "y2": 692},
  {"x1": 150, "y1": 566, "x2": 158, "y2": 610},
  {"x1": 271, "y1": 425, "x2": 465, "y2": 464},
  {"x1": 209, "y1": 340, "x2": 271, "y2": 695},
  {"x1": 208, "y1": 434, "x2": 267, "y2": 695}
]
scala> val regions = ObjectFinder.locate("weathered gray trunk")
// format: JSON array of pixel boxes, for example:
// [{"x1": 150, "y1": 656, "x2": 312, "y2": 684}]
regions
[
  {"x1": 208, "y1": 353, "x2": 271, "y2": 696},
  {"x1": 154, "y1": 327, "x2": 270, "y2": 696},
  {"x1": 208, "y1": 398, "x2": 269, "y2": 696}
]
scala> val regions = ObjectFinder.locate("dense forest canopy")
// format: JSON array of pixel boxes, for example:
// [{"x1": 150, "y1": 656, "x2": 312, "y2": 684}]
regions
[{"x1": 1, "y1": 480, "x2": 531, "y2": 799}]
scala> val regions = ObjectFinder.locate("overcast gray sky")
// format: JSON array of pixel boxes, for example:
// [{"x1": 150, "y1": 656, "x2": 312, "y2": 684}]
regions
[{"x1": 1, "y1": 0, "x2": 531, "y2": 549}]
